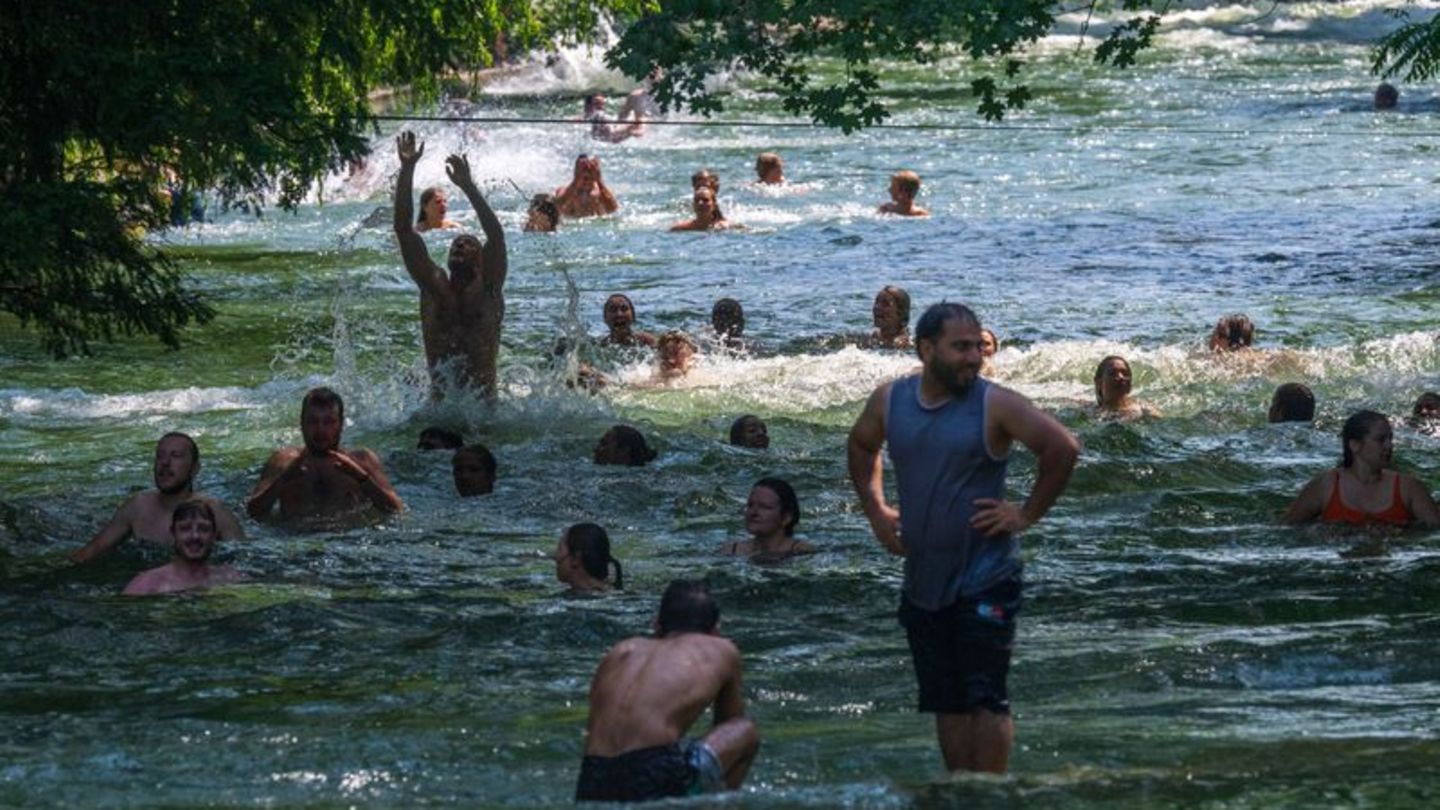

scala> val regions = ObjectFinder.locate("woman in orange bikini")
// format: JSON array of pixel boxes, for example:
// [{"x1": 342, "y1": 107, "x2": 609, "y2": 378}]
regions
[{"x1": 1284, "y1": 410, "x2": 1440, "y2": 527}]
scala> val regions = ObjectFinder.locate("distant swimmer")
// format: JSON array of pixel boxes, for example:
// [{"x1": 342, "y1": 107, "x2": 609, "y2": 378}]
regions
[
  {"x1": 1285, "y1": 410, "x2": 1440, "y2": 527},
  {"x1": 656, "y1": 330, "x2": 698, "y2": 378},
  {"x1": 418, "y1": 427, "x2": 464, "y2": 451},
  {"x1": 415, "y1": 185, "x2": 460, "y2": 232},
  {"x1": 453, "y1": 443, "x2": 497, "y2": 497},
  {"x1": 1375, "y1": 82, "x2": 1399, "y2": 111},
  {"x1": 394, "y1": 132, "x2": 509, "y2": 398},
  {"x1": 691, "y1": 169, "x2": 720, "y2": 195},
  {"x1": 575, "y1": 579, "x2": 759, "y2": 802},
  {"x1": 600, "y1": 293, "x2": 657, "y2": 348},
  {"x1": 524, "y1": 193, "x2": 560, "y2": 233},
  {"x1": 879, "y1": 170, "x2": 929, "y2": 217},
  {"x1": 594, "y1": 425, "x2": 658, "y2": 467},
  {"x1": 848, "y1": 302, "x2": 1079, "y2": 774},
  {"x1": 1269, "y1": 383, "x2": 1316, "y2": 423},
  {"x1": 755, "y1": 152, "x2": 785, "y2": 185},
  {"x1": 583, "y1": 93, "x2": 643, "y2": 144},
  {"x1": 1411, "y1": 391, "x2": 1440, "y2": 432},
  {"x1": 1094, "y1": 355, "x2": 1160, "y2": 419},
  {"x1": 245, "y1": 387, "x2": 404, "y2": 528},
  {"x1": 1208, "y1": 313, "x2": 1254, "y2": 352},
  {"x1": 865, "y1": 285, "x2": 912, "y2": 349},
  {"x1": 710, "y1": 298, "x2": 745, "y2": 351},
  {"x1": 554, "y1": 522, "x2": 623, "y2": 593},
  {"x1": 123, "y1": 498, "x2": 244, "y2": 596},
  {"x1": 555, "y1": 154, "x2": 619, "y2": 218},
  {"x1": 719, "y1": 478, "x2": 816, "y2": 562},
  {"x1": 728, "y1": 415, "x2": 769, "y2": 449},
  {"x1": 70, "y1": 432, "x2": 244, "y2": 564},
  {"x1": 671, "y1": 187, "x2": 728, "y2": 231}
]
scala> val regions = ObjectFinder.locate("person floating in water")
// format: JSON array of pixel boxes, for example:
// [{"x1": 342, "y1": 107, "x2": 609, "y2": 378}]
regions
[
  {"x1": 754, "y1": 152, "x2": 785, "y2": 185},
  {"x1": 1411, "y1": 391, "x2": 1440, "y2": 433},
  {"x1": 415, "y1": 185, "x2": 460, "y2": 232},
  {"x1": 980, "y1": 328, "x2": 1000, "y2": 375},
  {"x1": 879, "y1": 170, "x2": 929, "y2": 217},
  {"x1": 671, "y1": 187, "x2": 728, "y2": 231},
  {"x1": 1269, "y1": 383, "x2": 1315, "y2": 424},
  {"x1": 582, "y1": 94, "x2": 644, "y2": 144},
  {"x1": 524, "y1": 193, "x2": 560, "y2": 233},
  {"x1": 600, "y1": 293, "x2": 657, "y2": 348},
  {"x1": 594, "y1": 425, "x2": 658, "y2": 466},
  {"x1": 656, "y1": 331, "x2": 698, "y2": 378},
  {"x1": 246, "y1": 387, "x2": 404, "y2": 528},
  {"x1": 719, "y1": 478, "x2": 816, "y2": 562},
  {"x1": 710, "y1": 298, "x2": 745, "y2": 351},
  {"x1": 728, "y1": 415, "x2": 769, "y2": 449},
  {"x1": 123, "y1": 498, "x2": 244, "y2": 596},
  {"x1": 1208, "y1": 313, "x2": 1254, "y2": 352},
  {"x1": 691, "y1": 169, "x2": 719, "y2": 195},
  {"x1": 848, "y1": 302, "x2": 1079, "y2": 774},
  {"x1": 554, "y1": 522, "x2": 623, "y2": 593},
  {"x1": 1093, "y1": 355, "x2": 1160, "y2": 419},
  {"x1": 452, "y1": 444, "x2": 497, "y2": 497},
  {"x1": 394, "y1": 132, "x2": 509, "y2": 399},
  {"x1": 70, "y1": 432, "x2": 244, "y2": 564},
  {"x1": 865, "y1": 285, "x2": 912, "y2": 349},
  {"x1": 575, "y1": 579, "x2": 759, "y2": 803},
  {"x1": 555, "y1": 154, "x2": 619, "y2": 218},
  {"x1": 1374, "y1": 82, "x2": 1399, "y2": 111},
  {"x1": 1285, "y1": 410, "x2": 1440, "y2": 527}
]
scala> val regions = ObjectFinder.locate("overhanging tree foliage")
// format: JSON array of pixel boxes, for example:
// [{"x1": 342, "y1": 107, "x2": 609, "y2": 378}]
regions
[
  {"x1": 0, "y1": 0, "x2": 639, "y2": 357},
  {"x1": 1374, "y1": 7, "x2": 1440, "y2": 83}
]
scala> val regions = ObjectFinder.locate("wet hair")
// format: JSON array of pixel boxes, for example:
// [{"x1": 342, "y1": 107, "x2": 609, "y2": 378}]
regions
[
  {"x1": 417, "y1": 186, "x2": 444, "y2": 224},
  {"x1": 597, "y1": 425, "x2": 657, "y2": 466},
  {"x1": 1340, "y1": 410, "x2": 1389, "y2": 468},
  {"x1": 691, "y1": 185, "x2": 724, "y2": 221},
  {"x1": 729, "y1": 414, "x2": 766, "y2": 447},
  {"x1": 753, "y1": 477, "x2": 800, "y2": 537},
  {"x1": 1212, "y1": 314, "x2": 1254, "y2": 350},
  {"x1": 454, "y1": 443, "x2": 497, "y2": 478},
  {"x1": 657, "y1": 579, "x2": 719, "y2": 635},
  {"x1": 1093, "y1": 355, "x2": 1130, "y2": 405},
  {"x1": 981, "y1": 328, "x2": 999, "y2": 354},
  {"x1": 913, "y1": 302, "x2": 981, "y2": 353},
  {"x1": 528, "y1": 193, "x2": 560, "y2": 227},
  {"x1": 418, "y1": 427, "x2": 464, "y2": 450},
  {"x1": 1412, "y1": 392, "x2": 1440, "y2": 417},
  {"x1": 302, "y1": 386, "x2": 344, "y2": 423},
  {"x1": 691, "y1": 168, "x2": 719, "y2": 192},
  {"x1": 658, "y1": 330, "x2": 697, "y2": 353},
  {"x1": 1375, "y1": 82, "x2": 1399, "y2": 110},
  {"x1": 892, "y1": 170, "x2": 921, "y2": 196},
  {"x1": 170, "y1": 497, "x2": 217, "y2": 528},
  {"x1": 877, "y1": 285, "x2": 911, "y2": 326},
  {"x1": 604, "y1": 293, "x2": 635, "y2": 316},
  {"x1": 159, "y1": 431, "x2": 199, "y2": 465},
  {"x1": 712, "y1": 298, "x2": 744, "y2": 337},
  {"x1": 755, "y1": 152, "x2": 782, "y2": 178},
  {"x1": 563, "y1": 522, "x2": 623, "y2": 589},
  {"x1": 1269, "y1": 383, "x2": 1315, "y2": 423}
]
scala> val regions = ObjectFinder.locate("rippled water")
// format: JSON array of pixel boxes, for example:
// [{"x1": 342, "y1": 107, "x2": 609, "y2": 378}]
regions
[{"x1": 5, "y1": 3, "x2": 1440, "y2": 806}]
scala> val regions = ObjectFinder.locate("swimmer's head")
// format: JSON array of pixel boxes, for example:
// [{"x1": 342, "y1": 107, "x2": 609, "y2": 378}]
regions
[
  {"x1": 594, "y1": 425, "x2": 657, "y2": 466},
  {"x1": 691, "y1": 168, "x2": 720, "y2": 193},
  {"x1": 447, "y1": 234, "x2": 484, "y2": 278},
  {"x1": 890, "y1": 170, "x2": 921, "y2": 203},
  {"x1": 729, "y1": 414, "x2": 769, "y2": 449},
  {"x1": 1093, "y1": 355, "x2": 1132, "y2": 407},
  {"x1": 980, "y1": 328, "x2": 999, "y2": 358},
  {"x1": 1414, "y1": 392, "x2": 1440, "y2": 420},
  {"x1": 1375, "y1": 82, "x2": 1399, "y2": 111},
  {"x1": 657, "y1": 331, "x2": 698, "y2": 377},
  {"x1": 915, "y1": 302, "x2": 984, "y2": 395},
  {"x1": 711, "y1": 298, "x2": 744, "y2": 339},
  {"x1": 748, "y1": 477, "x2": 799, "y2": 538},
  {"x1": 583, "y1": 94, "x2": 607, "y2": 116},
  {"x1": 1209, "y1": 314, "x2": 1254, "y2": 352},
  {"x1": 755, "y1": 152, "x2": 784, "y2": 184},
  {"x1": 300, "y1": 387, "x2": 345, "y2": 454},
  {"x1": 691, "y1": 187, "x2": 718, "y2": 218},
  {"x1": 418, "y1": 427, "x2": 464, "y2": 451},
  {"x1": 417, "y1": 186, "x2": 447, "y2": 225},
  {"x1": 153, "y1": 432, "x2": 200, "y2": 496},
  {"x1": 573, "y1": 153, "x2": 598, "y2": 180},
  {"x1": 603, "y1": 293, "x2": 637, "y2": 332},
  {"x1": 656, "y1": 579, "x2": 719, "y2": 636},
  {"x1": 1340, "y1": 410, "x2": 1391, "y2": 469},
  {"x1": 171, "y1": 497, "x2": 218, "y2": 562},
  {"x1": 1268, "y1": 383, "x2": 1315, "y2": 423},
  {"x1": 452, "y1": 444, "x2": 497, "y2": 497},
  {"x1": 557, "y1": 522, "x2": 623, "y2": 589},
  {"x1": 526, "y1": 193, "x2": 560, "y2": 232},
  {"x1": 873, "y1": 285, "x2": 911, "y2": 336}
]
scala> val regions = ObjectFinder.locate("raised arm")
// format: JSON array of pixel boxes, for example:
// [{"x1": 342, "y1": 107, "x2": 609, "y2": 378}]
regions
[
  {"x1": 69, "y1": 498, "x2": 137, "y2": 563},
  {"x1": 973, "y1": 386, "x2": 1080, "y2": 537},
  {"x1": 847, "y1": 382, "x2": 903, "y2": 555},
  {"x1": 393, "y1": 132, "x2": 446, "y2": 295},
  {"x1": 445, "y1": 154, "x2": 507, "y2": 287},
  {"x1": 593, "y1": 165, "x2": 620, "y2": 215},
  {"x1": 330, "y1": 449, "x2": 404, "y2": 514},
  {"x1": 245, "y1": 449, "x2": 300, "y2": 521}
]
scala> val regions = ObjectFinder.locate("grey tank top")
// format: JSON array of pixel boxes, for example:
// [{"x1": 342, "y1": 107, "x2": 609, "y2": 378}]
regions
[{"x1": 887, "y1": 375, "x2": 1020, "y2": 610}]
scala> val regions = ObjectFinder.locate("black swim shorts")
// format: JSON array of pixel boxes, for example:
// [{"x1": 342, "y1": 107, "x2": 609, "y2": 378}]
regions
[
  {"x1": 575, "y1": 739, "x2": 723, "y2": 803},
  {"x1": 898, "y1": 576, "x2": 1021, "y2": 715}
]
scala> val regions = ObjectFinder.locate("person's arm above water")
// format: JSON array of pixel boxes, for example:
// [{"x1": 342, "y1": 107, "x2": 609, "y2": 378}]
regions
[
  {"x1": 69, "y1": 496, "x2": 138, "y2": 563},
  {"x1": 1399, "y1": 473, "x2": 1440, "y2": 527},
  {"x1": 593, "y1": 163, "x2": 619, "y2": 214},
  {"x1": 245, "y1": 448, "x2": 302, "y2": 521},
  {"x1": 710, "y1": 639, "x2": 746, "y2": 725},
  {"x1": 330, "y1": 449, "x2": 404, "y2": 513},
  {"x1": 847, "y1": 382, "x2": 903, "y2": 556},
  {"x1": 446, "y1": 154, "x2": 507, "y2": 288},
  {"x1": 1283, "y1": 470, "x2": 1330, "y2": 525},
  {"x1": 972, "y1": 386, "x2": 1079, "y2": 537},
  {"x1": 393, "y1": 132, "x2": 447, "y2": 298},
  {"x1": 206, "y1": 498, "x2": 246, "y2": 540}
]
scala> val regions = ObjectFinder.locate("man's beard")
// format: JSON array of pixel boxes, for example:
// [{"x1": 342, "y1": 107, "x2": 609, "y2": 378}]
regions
[
  {"x1": 928, "y1": 357, "x2": 977, "y2": 398},
  {"x1": 156, "y1": 477, "x2": 193, "y2": 496}
]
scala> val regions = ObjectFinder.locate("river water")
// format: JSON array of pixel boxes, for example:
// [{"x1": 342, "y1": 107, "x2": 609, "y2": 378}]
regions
[{"x1": 4, "y1": 3, "x2": 1440, "y2": 807}]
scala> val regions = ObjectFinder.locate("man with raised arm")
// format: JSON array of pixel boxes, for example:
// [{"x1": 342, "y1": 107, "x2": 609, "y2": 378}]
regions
[
  {"x1": 246, "y1": 387, "x2": 403, "y2": 529},
  {"x1": 70, "y1": 432, "x2": 244, "y2": 564},
  {"x1": 576, "y1": 579, "x2": 760, "y2": 803},
  {"x1": 394, "y1": 131, "x2": 508, "y2": 399},
  {"x1": 847, "y1": 302, "x2": 1079, "y2": 775}
]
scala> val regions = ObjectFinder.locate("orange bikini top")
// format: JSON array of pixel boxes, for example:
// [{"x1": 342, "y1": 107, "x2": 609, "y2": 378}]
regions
[{"x1": 1321, "y1": 470, "x2": 1412, "y2": 527}]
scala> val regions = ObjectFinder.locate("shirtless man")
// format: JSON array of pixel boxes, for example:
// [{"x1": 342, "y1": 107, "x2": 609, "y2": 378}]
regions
[
  {"x1": 70, "y1": 432, "x2": 244, "y2": 563},
  {"x1": 245, "y1": 387, "x2": 403, "y2": 528},
  {"x1": 555, "y1": 154, "x2": 619, "y2": 219},
  {"x1": 394, "y1": 131, "x2": 508, "y2": 398},
  {"x1": 600, "y1": 293, "x2": 657, "y2": 348},
  {"x1": 576, "y1": 579, "x2": 760, "y2": 802},
  {"x1": 879, "y1": 170, "x2": 930, "y2": 217},
  {"x1": 123, "y1": 498, "x2": 244, "y2": 596}
]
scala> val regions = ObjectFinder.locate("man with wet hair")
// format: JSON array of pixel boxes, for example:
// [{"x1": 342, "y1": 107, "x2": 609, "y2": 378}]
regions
[
  {"x1": 848, "y1": 301, "x2": 1079, "y2": 775},
  {"x1": 576, "y1": 579, "x2": 759, "y2": 802},
  {"x1": 1209, "y1": 314, "x2": 1255, "y2": 352},
  {"x1": 1268, "y1": 383, "x2": 1316, "y2": 423},
  {"x1": 246, "y1": 387, "x2": 403, "y2": 528},
  {"x1": 452, "y1": 444, "x2": 497, "y2": 497},
  {"x1": 755, "y1": 152, "x2": 785, "y2": 185},
  {"x1": 394, "y1": 132, "x2": 508, "y2": 400},
  {"x1": 879, "y1": 170, "x2": 929, "y2": 217},
  {"x1": 728, "y1": 415, "x2": 769, "y2": 449},
  {"x1": 600, "y1": 293, "x2": 657, "y2": 348},
  {"x1": 70, "y1": 432, "x2": 245, "y2": 563},
  {"x1": 123, "y1": 498, "x2": 244, "y2": 596},
  {"x1": 555, "y1": 154, "x2": 620, "y2": 218},
  {"x1": 417, "y1": 427, "x2": 464, "y2": 451}
]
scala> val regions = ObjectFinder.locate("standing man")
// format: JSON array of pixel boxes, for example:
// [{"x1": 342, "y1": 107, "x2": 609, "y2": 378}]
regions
[
  {"x1": 70, "y1": 432, "x2": 244, "y2": 563},
  {"x1": 246, "y1": 387, "x2": 403, "y2": 528},
  {"x1": 394, "y1": 132, "x2": 508, "y2": 399},
  {"x1": 847, "y1": 302, "x2": 1078, "y2": 774},
  {"x1": 576, "y1": 580, "x2": 759, "y2": 802}
]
